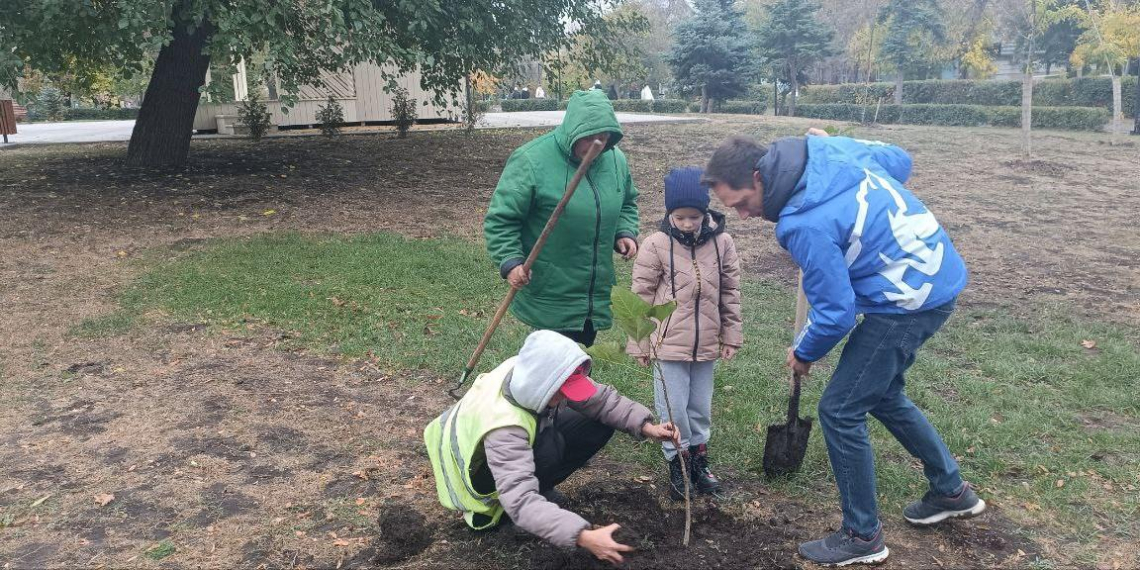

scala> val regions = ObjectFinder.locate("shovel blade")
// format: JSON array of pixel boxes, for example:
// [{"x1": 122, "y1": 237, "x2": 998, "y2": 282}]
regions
[{"x1": 762, "y1": 417, "x2": 813, "y2": 479}]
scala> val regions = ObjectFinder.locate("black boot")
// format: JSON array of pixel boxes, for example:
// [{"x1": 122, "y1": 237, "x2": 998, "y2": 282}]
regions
[
  {"x1": 690, "y1": 443, "x2": 721, "y2": 494},
  {"x1": 667, "y1": 452, "x2": 689, "y2": 500}
]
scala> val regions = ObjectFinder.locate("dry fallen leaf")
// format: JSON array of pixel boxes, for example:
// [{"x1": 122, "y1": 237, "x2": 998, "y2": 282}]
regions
[
  {"x1": 263, "y1": 209, "x2": 277, "y2": 216},
  {"x1": 1080, "y1": 339, "x2": 1097, "y2": 349},
  {"x1": 355, "y1": 498, "x2": 366, "y2": 506},
  {"x1": 94, "y1": 493, "x2": 115, "y2": 506},
  {"x1": 1055, "y1": 479, "x2": 1065, "y2": 488},
  {"x1": 333, "y1": 538, "x2": 351, "y2": 547}
]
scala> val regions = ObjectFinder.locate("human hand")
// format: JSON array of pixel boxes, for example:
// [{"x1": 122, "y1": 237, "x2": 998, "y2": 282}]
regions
[
  {"x1": 641, "y1": 421, "x2": 680, "y2": 447},
  {"x1": 721, "y1": 345, "x2": 737, "y2": 361},
  {"x1": 507, "y1": 265, "x2": 531, "y2": 288},
  {"x1": 577, "y1": 523, "x2": 634, "y2": 565},
  {"x1": 635, "y1": 355, "x2": 650, "y2": 367},
  {"x1": 786, "y1": 346, "x2": 812, "y2": 377},
  {"x1": 805, "y1": 127, "x2": 830, "y2": 137},
  {"x1": 615, "y1": 237, "x2": 638, "y2": 260}
]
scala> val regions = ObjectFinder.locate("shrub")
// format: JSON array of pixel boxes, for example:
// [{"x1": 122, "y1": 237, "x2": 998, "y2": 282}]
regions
[
  {"x1": 37, "y1": 87, "x2": 65, "y2": 122},
  {"x1": 652, "y1": 99, "x2": 689, "y2": 113},
  {"x1": 610, "y1": 99, "x2": 653, "y2": 113},
  {"x1": 316, "y1": 96, "x2": 344, "y2": 138},
  {"x1": 500, "y1": 98, "x2": 559, "y2": 112},
  {"x1": 799, "y1": 77, "x2": 1136, "y2": 117},
  {"x1": 237, "y1": 88, "x2": 272, "y2": 142},
  {"x1": 713, "y1": 99, "x2": 768, "y2": 115},
  {"x1": 795, "y1": 103, "x2": 1109, "y2": 131},
  {"x1": 390, "y1": 86, "x2": 417, "y2": 138}
]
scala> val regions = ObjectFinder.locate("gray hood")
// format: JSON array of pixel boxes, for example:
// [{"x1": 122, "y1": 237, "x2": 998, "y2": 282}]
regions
[{"x1": 507, "y1": 330, "x2": 591, "y2": 413}]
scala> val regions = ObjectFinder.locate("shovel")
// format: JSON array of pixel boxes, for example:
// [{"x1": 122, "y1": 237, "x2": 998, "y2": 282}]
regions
[
  {"x1": 448, "y1": 139, "x2": 606, "y2": 399},
  {"x1": 762, "y1": 272, "x2": 813, "y2": 478}
]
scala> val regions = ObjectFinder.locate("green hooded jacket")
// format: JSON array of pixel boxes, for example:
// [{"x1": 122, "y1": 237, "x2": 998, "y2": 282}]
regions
[{"x1": 483, "y1": 90, "x2": 640, "y2": 332}]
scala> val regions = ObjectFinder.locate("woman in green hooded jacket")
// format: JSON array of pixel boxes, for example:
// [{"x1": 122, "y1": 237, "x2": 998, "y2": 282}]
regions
[{"x1": 483, "y1": 89, "x2": 640, "y2": 346}]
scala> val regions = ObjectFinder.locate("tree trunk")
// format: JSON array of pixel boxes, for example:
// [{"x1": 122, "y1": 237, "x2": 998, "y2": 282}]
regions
[
  {"x1": 1111, "y1": 73, "x2": 1122, "y2": 136},
  {"x1": 126, "y1": 8, "x2": 214, "y2": 167},
  {"x1": 773, "y1": 78, "x2": 779, "y2": 116},
  {"x1": 701, "y1": 84, "x2": 709, "y2": 114},
  {"x1": 1132, "y1": 58, "x2": 1140, "y2": 135},
  {"x1": 789, "y1": 75, "x2": 799, "y2": 117},
  {"x1": 1021, "y1": 70, "x2": 1033, "y2": 157},
  {"x1": 893, "y1": 73, "x2": 903, "y2": 105}
]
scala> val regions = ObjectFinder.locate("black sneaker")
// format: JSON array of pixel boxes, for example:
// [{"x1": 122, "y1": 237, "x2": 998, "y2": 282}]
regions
[
  {"x1": 798, "y1": 528, "x2": 889, "y2": 566},
  {"x1": 667, "y1": 453, "x2": 688, "y2": 500},
  {"x1": 903, "y1": 482, "x2": 986, "y2": 525},
  {"x1": 689, "y1": 444, "x2": 722, "y2": 494}
]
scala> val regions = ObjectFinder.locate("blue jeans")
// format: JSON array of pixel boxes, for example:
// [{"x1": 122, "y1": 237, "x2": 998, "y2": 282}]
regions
[{"x1": 818, "y1": 298, "x2": 963, "y2": 538}]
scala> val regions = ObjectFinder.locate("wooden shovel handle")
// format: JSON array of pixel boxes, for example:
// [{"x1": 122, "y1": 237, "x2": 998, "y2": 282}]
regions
[
  {"x1": 453, "y1": 140, "x2": 607, "y2": 397},
  {"x1": 786, "y1": 271, "x2": 809, "y2": 421}
]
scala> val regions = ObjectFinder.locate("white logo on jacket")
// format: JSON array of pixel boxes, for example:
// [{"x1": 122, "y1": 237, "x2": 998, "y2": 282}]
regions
[{"x1": 846, "y1": 169, "x2": 944, "y2": 310}]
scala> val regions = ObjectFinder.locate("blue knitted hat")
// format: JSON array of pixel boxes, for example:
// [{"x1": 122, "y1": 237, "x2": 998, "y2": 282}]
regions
[{"x1": 664, "y1": 167, "x2": 710, "y2": 213}]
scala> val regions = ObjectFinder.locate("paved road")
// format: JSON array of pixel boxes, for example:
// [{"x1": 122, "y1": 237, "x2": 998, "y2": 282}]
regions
[{"x1": 0, "y1": 112, "x2": 698, "y2": 146}]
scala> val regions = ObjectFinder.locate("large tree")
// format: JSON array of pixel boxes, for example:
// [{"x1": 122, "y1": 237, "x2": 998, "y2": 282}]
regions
[
  {"x1": 1, "y1": 0, "x2": 632, "y2": 166},
  {"x1": 878, "y1": 0, "x2": 949, "y2": 103},
  {"x1": 755, "y1": 0, "x2": 835, "y2": 116},
  {"x1": 667, "y1": 0, "x2": 753, "y2": 112}
]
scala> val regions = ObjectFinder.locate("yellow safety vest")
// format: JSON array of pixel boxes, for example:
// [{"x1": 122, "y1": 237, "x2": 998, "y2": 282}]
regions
[{"x1": 424, "y1": 357, "x2": 537, "y2": 529}]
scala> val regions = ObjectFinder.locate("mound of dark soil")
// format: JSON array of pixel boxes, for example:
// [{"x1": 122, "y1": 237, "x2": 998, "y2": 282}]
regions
[
  {"x1": 462, "y1": 482, "x2": 802, "y2": 570},
  {"x1": 372, "y1": 502, "x2": 433, "y2": 564}
]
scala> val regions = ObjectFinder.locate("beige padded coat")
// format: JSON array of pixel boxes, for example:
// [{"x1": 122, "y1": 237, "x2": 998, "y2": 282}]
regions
[{"x1": 627, "y1": 212, "x2": 743, "y2": 361}]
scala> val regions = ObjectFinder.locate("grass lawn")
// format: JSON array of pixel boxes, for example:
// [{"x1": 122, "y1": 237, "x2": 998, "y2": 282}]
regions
[{"x1": 103, "y1": 231, "x2": 1140, "y2": 566}]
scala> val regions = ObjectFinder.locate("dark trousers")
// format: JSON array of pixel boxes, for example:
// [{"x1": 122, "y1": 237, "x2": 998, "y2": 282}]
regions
[
  {"x1": 554, "y1": 319, "x2": 597, "y2": 348},
  {"x1": 819, "y1": 298, "x2": 962, "y2": 538},
  {"x1": 533, "y1": 407, "x2": 614, "y2": 491}
]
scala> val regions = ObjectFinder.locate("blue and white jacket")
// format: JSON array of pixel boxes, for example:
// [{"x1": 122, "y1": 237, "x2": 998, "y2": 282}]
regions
[{"x1": 756, "y1": 136, "x2": 968, "y2": 363}]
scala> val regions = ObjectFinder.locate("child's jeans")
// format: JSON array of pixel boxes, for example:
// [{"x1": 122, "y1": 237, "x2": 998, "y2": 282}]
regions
[
  {"x1": 819, "y1": 298, "x2": 963, "y2": 539},
  {"x1": 653, "y1": 360, "x2": 716, "y2": 460}
]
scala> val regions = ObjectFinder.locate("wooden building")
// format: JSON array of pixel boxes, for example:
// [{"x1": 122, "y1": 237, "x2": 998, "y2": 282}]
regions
[{"x1": 193, "y1": 62, "x2": 462, "y2": 133}]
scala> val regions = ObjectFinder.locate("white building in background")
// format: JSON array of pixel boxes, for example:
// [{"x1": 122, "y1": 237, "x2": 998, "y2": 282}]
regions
[{"x1": 193, "y1": 61, "x2": 463, "y2": 133}]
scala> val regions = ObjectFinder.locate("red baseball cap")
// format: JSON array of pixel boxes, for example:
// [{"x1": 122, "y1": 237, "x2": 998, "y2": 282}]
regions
[{"x1": 559, "y1": 364, "x2": 597, "y2": 402}]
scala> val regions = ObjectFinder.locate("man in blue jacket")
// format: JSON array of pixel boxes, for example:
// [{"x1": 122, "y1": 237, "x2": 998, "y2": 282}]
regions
[{"x1": 704, "y1": 129, "x2": 985, "y2": 566}]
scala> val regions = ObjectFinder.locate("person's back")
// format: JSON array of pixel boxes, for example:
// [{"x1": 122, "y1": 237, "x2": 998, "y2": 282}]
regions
[{"x1": 759, "y1": 135, "x2": 967, "y2": 361}]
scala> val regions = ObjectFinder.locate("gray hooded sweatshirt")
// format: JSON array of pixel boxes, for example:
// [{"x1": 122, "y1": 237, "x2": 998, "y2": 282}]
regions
[{"x1": 483, "y1": 331, "x2": 655, "y2": 548}]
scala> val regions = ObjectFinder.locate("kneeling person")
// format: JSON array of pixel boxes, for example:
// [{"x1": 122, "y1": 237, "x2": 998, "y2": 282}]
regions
[{"x1": 425, "y1": 330, "x2": 678, "y2": 565}]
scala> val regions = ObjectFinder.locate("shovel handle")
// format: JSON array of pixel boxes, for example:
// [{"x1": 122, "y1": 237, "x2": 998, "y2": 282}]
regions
[
  {"x1": 786, "y1": 272, "x2": 809, "y2": 423},
  {"x1": 449, "y1": 140, "x2": 606, "y2": 399}
]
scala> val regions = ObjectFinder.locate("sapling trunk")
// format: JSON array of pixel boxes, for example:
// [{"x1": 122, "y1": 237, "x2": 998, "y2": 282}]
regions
[{"x1": 650, "y1": 355, "x2": 691, "y2": 547}]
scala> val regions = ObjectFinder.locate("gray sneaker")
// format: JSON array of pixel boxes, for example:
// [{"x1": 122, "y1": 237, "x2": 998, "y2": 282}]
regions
[
  {"x1": 904, "y1": 482, "x2": 986, "y2": 525},
  {"x1": 798, "y1": 528, "x2": 889, "y2": 566}
]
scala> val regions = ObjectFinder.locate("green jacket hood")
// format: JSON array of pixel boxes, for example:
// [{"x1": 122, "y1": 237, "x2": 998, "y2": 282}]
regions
[{"x1": 554, "y1": 90, "x2": 624, "y2": 157}]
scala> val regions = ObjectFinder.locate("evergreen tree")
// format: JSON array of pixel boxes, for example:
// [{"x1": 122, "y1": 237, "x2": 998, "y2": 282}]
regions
[
  {"x1": 755, "y1": 0, "x2": 835, "y2": 116},
  {"x1": 878, "y1": 0, "x2": 948, "y2": 104},
  {"x1": 668, "y1": 0, "x2": 752, "y2": 112}
]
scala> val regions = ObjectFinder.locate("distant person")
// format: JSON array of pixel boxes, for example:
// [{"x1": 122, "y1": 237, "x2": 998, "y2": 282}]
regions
[
  {"x1": 535, "y1": 86, "x2": 546, "y2": 99},
  {"x1": 523, "y1": 86, "x2": 531, "y2": 99},
  {"x1": 607, "y1": 84, "x2": 618, "y2": 100},
  {"x1": 703, "y1": 129, "x2": 982, "y2": 566},
  {"x1": 425, "y1": 330, "x2": 680, "y2": 566},
  {"x1": 592, "y1": 80, "x2": 603, "y2": 90},
  {"x1": 626, "y1": 167, "x2": 742, "y2": 501},
  {"x1": 484, "y1": 89, "x2": 640, "y2": 347},
  {"x1": 641, "y1": 85, "x2": 654, "y2": 101}
]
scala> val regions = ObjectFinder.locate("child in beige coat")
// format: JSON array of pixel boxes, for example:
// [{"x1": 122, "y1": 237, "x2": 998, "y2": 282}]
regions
[{"x1": 627, "y1": 166, "x2": 743, "y2": 499}]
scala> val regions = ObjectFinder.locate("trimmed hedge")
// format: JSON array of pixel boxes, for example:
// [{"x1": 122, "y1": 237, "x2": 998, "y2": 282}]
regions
[
  {"x1": 795, "y1": 103, "x2": 1109, "y2": 131},
  {"x1": 685, "y1": 99, "x2": 769, "y2": 114},
  {"x1": 25, "y1": 107, "x2": 140, "y2": 121},
  {"x1": 799, "y1": 77, "x2": 1136, "y2": 117},
  {"x1": 611, "y1": 99, "x2": 654, "y2": 113},
  {"x1": 652, "y1": 99, "x2": 689, "y2": 113},
  {"x1": 500, "y1": 98, "x2": 559, "y2": 112}
]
